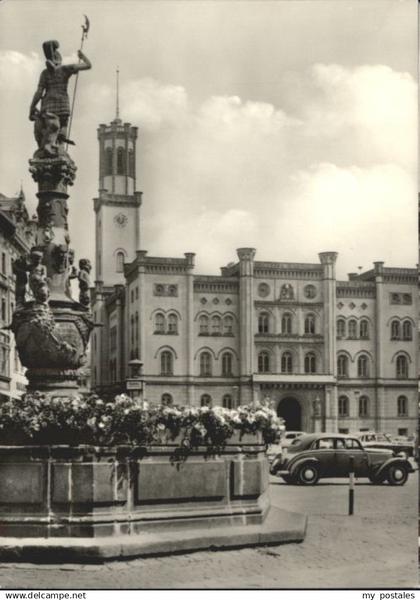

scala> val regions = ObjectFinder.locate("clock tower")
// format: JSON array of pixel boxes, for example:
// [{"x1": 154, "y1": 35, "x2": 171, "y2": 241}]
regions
[{"x1": 93, "y1": 113, "x2": 142, "y2": 286}]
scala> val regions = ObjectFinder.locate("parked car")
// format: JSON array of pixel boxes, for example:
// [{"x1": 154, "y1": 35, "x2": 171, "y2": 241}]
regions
[
  {"x1": 270, "y1": 433, "x2": 414, "y2": 486},
  {"x1": 267, "y1": 431, "x2": 305, "y2": 463},
  {"x1": 281, "y1": 430, "x2": 306, "y2": 448},
  {"x1": 355, "y1": 432, "x2": 414, "y2": 458}
]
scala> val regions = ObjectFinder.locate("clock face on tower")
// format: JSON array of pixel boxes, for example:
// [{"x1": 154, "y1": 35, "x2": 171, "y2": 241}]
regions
[{"x1": 114, "y1": 212, "x2": 128, "y2": 228}]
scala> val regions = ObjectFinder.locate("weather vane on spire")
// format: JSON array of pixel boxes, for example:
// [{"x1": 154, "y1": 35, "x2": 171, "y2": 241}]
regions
[{"x1": 116, "y1": 66, "x2": 120, "y2": 119}]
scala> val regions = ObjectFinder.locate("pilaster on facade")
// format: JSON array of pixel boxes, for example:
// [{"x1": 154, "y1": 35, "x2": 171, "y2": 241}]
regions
[
  {"x1": 237, "y1": 248, "x2": 256, "y2": 401},
  {"x1": 319, "y1": 252, "x2": 337, "y2": 377},
  {"x1": 374, "y1": 261, "x2": 385, "y2": 379},
  {"x1": 185, "y1": 252, "x2": 195, "y2": 406}
]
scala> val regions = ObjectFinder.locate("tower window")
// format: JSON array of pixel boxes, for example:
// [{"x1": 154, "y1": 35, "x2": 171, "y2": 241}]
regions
[
  {"x1": 105, "y1": 147, "x2": 113, "y2": 175},
  {"x1": 117, "y1": 147, "x2": 125, "y2": 175},
  {"x1": 116, "y1": 251, "x2": 125, "y2": 273},
  {"x1": 128, "y1": 149, "x2": 135, "y2": 178}
]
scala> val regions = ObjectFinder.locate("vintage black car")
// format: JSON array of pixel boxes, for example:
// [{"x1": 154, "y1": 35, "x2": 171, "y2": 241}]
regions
[
  {"x1": 355, "y1": 432, "x2": 414, "y2": 458},
  {"x1": 269, "y1": 433, "x2": 414, "y2": 486}
]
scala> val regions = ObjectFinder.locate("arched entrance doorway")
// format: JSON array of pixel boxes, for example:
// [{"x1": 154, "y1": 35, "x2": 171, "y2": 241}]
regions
[{"x1": 277, "y1": 397, "x2": 301, "y2": 430}]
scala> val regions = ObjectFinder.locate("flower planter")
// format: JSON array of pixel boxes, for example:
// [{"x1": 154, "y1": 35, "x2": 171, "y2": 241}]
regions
[{"x1": 0, "y1": 440, "x2": 307, "y2": 561}]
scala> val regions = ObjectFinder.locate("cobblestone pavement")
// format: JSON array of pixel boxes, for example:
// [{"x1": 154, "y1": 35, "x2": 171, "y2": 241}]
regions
[{"x1": 0, "y1": 472, "x2": 417, "y2": 590}]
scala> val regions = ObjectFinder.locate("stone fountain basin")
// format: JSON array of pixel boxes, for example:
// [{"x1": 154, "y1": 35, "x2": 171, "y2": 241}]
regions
[{"x1": 0, "y1": 437, "x2": 306, "y2": 561}]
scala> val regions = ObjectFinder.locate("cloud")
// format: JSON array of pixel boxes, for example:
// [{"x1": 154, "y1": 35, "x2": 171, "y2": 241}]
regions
[
  {"x1": 0, "y1": 51, "x2": 41, "y2": 91},
  {"x1": 0, "y1": 54, "x2": 416, "y2": 278}
]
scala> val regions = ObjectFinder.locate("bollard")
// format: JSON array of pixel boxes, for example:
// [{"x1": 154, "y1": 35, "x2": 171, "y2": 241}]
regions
[{"x1": 348, "y1": 455, "x2": 355, "y2": 515}]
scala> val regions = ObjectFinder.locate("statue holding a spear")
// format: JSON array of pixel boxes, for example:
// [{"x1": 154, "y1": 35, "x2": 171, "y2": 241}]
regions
[{"x1": 29, "y1": 16, "x2": 91, "y2": 156}]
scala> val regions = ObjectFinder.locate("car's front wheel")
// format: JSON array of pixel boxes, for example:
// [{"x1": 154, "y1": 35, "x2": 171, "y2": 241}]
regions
[
  {"x1": 296, "y1": 463, "x2": 319, "y2": 485},
  {"x1": 368, "y1": 472, "x2": 385, "y2": 485},
  {"x1": 386, "y1": 464, "x2": 409, "y2": 486},
  {"x1": 281, "y1": 473, "x2": 296, "y2": 485}
]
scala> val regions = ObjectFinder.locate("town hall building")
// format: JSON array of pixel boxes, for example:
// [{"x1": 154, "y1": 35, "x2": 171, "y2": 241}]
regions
[{"x1": 91, "y1": 115, "x2": 418, "y2": 437}]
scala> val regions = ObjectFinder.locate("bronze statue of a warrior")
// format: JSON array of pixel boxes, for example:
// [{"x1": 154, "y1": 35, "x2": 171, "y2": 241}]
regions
[{"x1": 29, "y1": 40, "x2": 91, "y2": 150}]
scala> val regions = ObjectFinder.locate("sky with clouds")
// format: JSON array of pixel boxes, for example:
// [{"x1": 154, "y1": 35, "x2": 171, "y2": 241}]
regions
[{"x1": 0, "y1": 0, "x2": 417, "y2": 279}]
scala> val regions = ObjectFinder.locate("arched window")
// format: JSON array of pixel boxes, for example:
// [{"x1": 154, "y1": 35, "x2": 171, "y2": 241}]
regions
[
  {"x1": 200, "y1": 352, "x2": 212, "y2": 376},
  {"x1": 397, "y1": 395, "x2": 408, "y2": 417},
  {"x1": 304, "y1": 314, "x2": 315, "y2": 335},
  {"x1": 212, "y1": 315, "x2": 222, "y2": 335},
  {"x1": 338, "y1": 395, "x2": 349, "y2": 417},
  {"x1": 402, "y1": 320, "x2": 412, "y2": 341},
  {"x1": 199, "y1": 315, "x2": 209, "y2": 335},
  {"x1": 348, "y1": 319, "x2": 357, "y2": 339},
  {"x1": 391, "y1": 320, "x2": 400, "y2": 340},
  {"x1": 304, "y1": 352, "x2": 316, "y2": 374},
  {"x1": 359, "y1": 395, "x2": 369, "y2": 417},
  {"x1": 116, "y1": 251, "x2": 125, "y2": 273},
  {"x1": 221, "y1": 352, "x2": 233, "y2": 376},
  {"x1": 222, "y1": 394, "x2": 233, "y2": 409},
  {"x1": 117, "y1": 146, "x2": 125, "y2": 175},
  {"x1": 223, "y1": 315, "x2": 234, "y2": 336},
  {"x1": 360, "y1": 319, "x2": 369, "y2": 339},
  {"x1": 161, "y1": 393, "x2": 173, "y2": 407},
  {"x1": 337, "y1": 318, "x2": 346, "y2": 338},
  {"x1": 337, "y1": 354, "x2": 349, "y2": 378},
  {"x1": 396, "y1": 355, "x2": 408, "y2": 379},
  {"x1": 105, "y1": 147, "x2": 113, "y2": 175},
  {"x1": 281, "y1": 351, "x2": 293, "y2": 373},
  {"x1": 258, "y1": 351, "x2": 270, "y2": 373},
  {"x1": 281, "y1": 313, "x2": 292, "y2": 335},
  {"x1": 160, "y1": 351, "x2": 173, "y2": 376},
  {"x1": 128, "y1": 149, "x2": 135, "y2": 178},
  {"x1": 357, "y1": 355, "x2": 369, "y2": 378},
  {"x1": 258, "y1": 312, "x2": 269, "y2": 334},
  {"x1": 200, "y1": 394, "x2": 212, "y2": 407},
  {"x1": 168, "y1": 313, "x2": 178, "y2": 334},
  {"x1": 155, "y1": 313, "x2": 165, "y2": 334}
]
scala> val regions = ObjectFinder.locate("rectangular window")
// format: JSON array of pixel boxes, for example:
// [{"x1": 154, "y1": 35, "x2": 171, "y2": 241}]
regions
[{"x1": 1, "y1": 253, "x2": 5, "y2": 275}]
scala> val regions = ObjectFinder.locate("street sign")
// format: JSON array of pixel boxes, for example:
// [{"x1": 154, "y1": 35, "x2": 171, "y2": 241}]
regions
[{"x1": 126, "y1": 379, "x2": 143, "y2": 391}]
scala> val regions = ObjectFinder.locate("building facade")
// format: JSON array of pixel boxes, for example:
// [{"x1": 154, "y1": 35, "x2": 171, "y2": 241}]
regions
[
  {"x1": 91, "y1": 117, "x2": 418, "y2": 437},
  {"x1": 0, "y1": 191, "x2": 36, "y2": 400}
]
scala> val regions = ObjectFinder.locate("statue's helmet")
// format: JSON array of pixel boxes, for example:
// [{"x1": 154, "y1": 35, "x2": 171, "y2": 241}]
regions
[{"x1": 42, "y1": 40, "x2": 62, "y2": 65}]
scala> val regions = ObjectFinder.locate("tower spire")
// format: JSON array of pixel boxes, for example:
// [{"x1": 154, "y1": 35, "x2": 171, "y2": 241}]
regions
[{"x1": 116, "y1": 66, "x2": 120, "y2": 120}]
